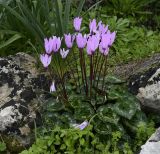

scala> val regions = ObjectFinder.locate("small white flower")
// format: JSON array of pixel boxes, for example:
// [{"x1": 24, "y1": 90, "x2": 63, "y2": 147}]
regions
[
  {"x1": 50, "y1": 81, "x2": 56, "y2": 92},
  {"x1": 74, "y1": 120, "x2": 88, "y2": 130},
  {"x1": 60, "y1": 48, "x2": 69, "y2": 59}
]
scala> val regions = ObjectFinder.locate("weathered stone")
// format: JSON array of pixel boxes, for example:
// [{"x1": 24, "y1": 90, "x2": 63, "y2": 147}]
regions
[
  {"x1": 0, "y1": 53, "x2": 50, "y2": 153},
  {"x1": 113, "y1": 53, "x2": 160, "y2": 114},
  {"x1": 129, "y1": 63, "x2": 160, "y2": 113},
  {"x1": 113, "y1": 53, "x2": 160, "y2": 80},
  {"x1": 140, "y1": 127, "x2": 160, "y2": 154}
]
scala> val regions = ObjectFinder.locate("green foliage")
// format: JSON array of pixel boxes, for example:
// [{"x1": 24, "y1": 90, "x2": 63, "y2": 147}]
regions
[
  {"x1": 81, "y1": 13, "x2": 160, "y2": 64},
  {"x1": 40, "y1": 75, "x2": 155, "y2": 153},
  {"x1": 0, "y1": 141, "x2": 6, "y2": 152},
  {"x1": 98, "y1": 0, "x2": 160, "y2": 29},
  {"x1": 20, "y1": 120, "x2": 155, "y2": 154},
  {"x1": 93, "y1": 16, "x2": 160, "y2": 64},
  {"x1": 0, "y1": 0, "x2": 85, "y2": 56},
  {"x1": 100, "y1": 0, "x2": 154, "y2": 17},
  {"x1": 20, "y1": 125, "x2": 107, "y2": 154},
  {"x1": 133, "y1": 121, "x2": 155, "y2": 151}
]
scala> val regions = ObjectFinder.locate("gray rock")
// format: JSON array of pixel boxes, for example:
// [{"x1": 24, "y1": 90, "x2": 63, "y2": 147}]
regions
[
  {"x1": 113, "y1": 53, "x2": 160, "y2": 114},
  {"x1": 140, "y1": 127, "x2": 160, "y2": 154},
  {"x1": 0, "y1": 53, "x2": 50, "y2": 152},
  {"x1": 128, "y1": 62, "x2": 160, "y2": 114}
]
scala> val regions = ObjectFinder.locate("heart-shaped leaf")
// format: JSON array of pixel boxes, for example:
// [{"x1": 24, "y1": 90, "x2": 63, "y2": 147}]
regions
[{"x1": 97, "y1": 105, "x2": 119, "y2": 124}]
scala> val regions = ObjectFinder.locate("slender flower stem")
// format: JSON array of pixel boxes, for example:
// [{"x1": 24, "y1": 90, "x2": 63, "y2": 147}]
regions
[
  {"x1": 93, "y1": 53, "x2": 102, "y2": 87},
  {"x1": 81, "y1": 49, "x2": 88, "y2": 96},
  {"x1": 93, "y1": 51, "x2": 98, "y2": 78},
  {"x1": 72, "y1": 49, "x2": 81, "y2": 92},
  {"x1": 65, "y1": 58, "x2": 78, "y2": 90},
  {"x1": 61, "y1": 78, "x2": 68, "y2": 103},
  {"x1": 79, "y1": 49, "x2": 85, "y2": 91},
  {"x1": 90, "y1": 55, "x2": 93, "y2": 99},
  {"x1": 51, "y1": 59, "x2": 65, "y2": 100},
  {"x1": 96, "y1": 55, "x2": 105, "y2": 89},
  {"x1": 56, "y1": 54, "x2": 68, "y2": 103},
  {"x1": 101, "y1": 57, "x2": 108, "y2": 91}
]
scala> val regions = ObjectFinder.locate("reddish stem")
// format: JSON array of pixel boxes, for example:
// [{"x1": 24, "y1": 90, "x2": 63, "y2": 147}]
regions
[
  {"x1": 81, "y1": 49, "x2": 88, "y2": 96},
  {"x1": 79, "y1": 49, "x2": 85, "y2": 89},
  {"x1": 90, "y1": 55, "x2": 93, "y2": 99}
]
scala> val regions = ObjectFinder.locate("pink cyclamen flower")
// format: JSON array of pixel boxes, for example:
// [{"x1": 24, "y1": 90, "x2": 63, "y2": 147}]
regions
[
  {"x1": 89, "y1": 19, "x2": 97, "y2": 33},
  {"x1": 44, "y1": 37, "x2": 53, "y2": 54},
  {"x1": 64, "y1": 34, "x2": 75, "y2": 48},
  {"x1": 73, "y1": 17, "x2": 82, "y2": 32},
  {"x1": 74, "y1": 121, "x2": 88, "y2": 130},
  {"x1": 99, "y1": 45, "x2": 109, "y2": 56},
  {"x1": 105, "y1": 30, "x2": 116, "y2": 46},
  {"x1": 100, "y1": 33, "x2": 110, "y2": 49},
  {"x1": 98, "y1": 21, "x2": 108, "y2": 34},
  {"x1": 40, "y1": 54, "x2": 52, "y2": 68},
  {"x1": 50, "y1": 81, "x2": 56, "y2": 92},
  {"x1": 109, "y1": 31, "x2": 116, "y2": 46},
  {"x1": 86, "y1": 34, "x2": 100, "y2": 55},
  {"x1": 52, "y1": 36, "x2": 61, "y2": 52},
  {"x1": 60, "y1": 48, "x2": 69, "y2": 59},
  {"x1": 99, "y1": 33, "x2": 110, "y2": 56},
  {"x1": 76, "y1": 33, "x2": 87, "y2": 49}
]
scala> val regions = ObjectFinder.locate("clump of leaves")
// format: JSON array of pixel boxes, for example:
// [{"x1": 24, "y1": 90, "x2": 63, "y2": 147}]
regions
[
  {"x1": 0, "y1": 141, "x2": 6, "y2": 152},
  {"x1": 97, "y1": 0, "x2": 160, "y2": 29},
  {"x1": 20, "y1": 125, "x2": 110, "y2": 154},
  {"x1": 0, "y1": 0, "x2": 85, "y2": 56},
  {"x1": 20, "y1": 120, "x2": 155, "y2": 154},
  {"x1": 133, "y1": 121, "x2": 155, "y2": 152},
  {"x1": 41, "y1": 75, "x2": 155, "y2": 153}
]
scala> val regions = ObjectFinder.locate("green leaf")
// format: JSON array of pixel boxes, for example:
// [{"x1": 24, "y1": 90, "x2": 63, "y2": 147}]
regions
[
  {"x1": 74, "y1": 103, "x2": 95, "y2": 120},
  {"x1": 129, "y1": 110, "x2": 148, "y2": 127},
  {"x1": 97, "y1": 105, "x2": 119, "y2": 124},
  {"x1": 0, "y1": 30, "x2": 20, "y2": 35},
  {"x1": 0, "y1": 2, "x2": 43, "y2": 46},
  {"x1": 63, "y1": 0, "x2": 71, "y2": 33},
  {"x1": 48, "y1": 139, "x2": 54, "y2": 147},
  {"x1": 0, "y1": 33, "x2": 23, "y2": 49},
  {"x1": 45, "y1": 98, "x2": 65, "y2": 112},
  {"x1": 80, "y1": 138, "x2": 85, "y2": 146},
  {"x1": 96, "y1": 143, "x2": 105, "y2": 151},
  {"x1": 113, "y1": 96, "x2": 139, "y2": 120},
  {"x1": 107, "y1": 89, "x2": 123, "y2": 100},
  {"x1": 17, "y1": 1, "x2": 45, "y2": 39},
  {"x1": 76, "y1": 0, "x2": 85, "y2": 16},
  {"x1": 83, "y1": 0, "x2": 103, "y2": 16},
  {"x1": 55, "y1": 0, "x2": 63, "y2": 36},
  {"x1": 60, "y1": 144, "x2": 66, "y2": 150},
  {"x1": 105, "y1": 76, "x2": 124, "y2": 84},
  {"x1": 0, "y1": 142, "x2": 6, "y2": 152},
  {"x1": 94, "y1": 120, "x2": 112, "y2": 135}
]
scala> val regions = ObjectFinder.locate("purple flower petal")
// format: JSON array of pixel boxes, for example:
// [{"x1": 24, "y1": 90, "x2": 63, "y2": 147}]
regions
[
  {"x1": 76, "y1": 33, "x2": 87, "y2": 49},
  {"x1": 52, "y1": 36, "x2": 61, "y2": 52},
  {"x1": 74, "y1": 121, "x2": 88, "y2": 130},
  {"x1": 40, "y1": 54, "x2": 52, "y2": 68},
  {"x1": 87, "y1": 34, "x2": 100, "y2": 55},
  {"x1": 89, "y1": 19, "x2": 97, "y2": 33},
  {"x1": 44, "y1": 38, "x2": 53, "y2": 54},
  {"x1": 64, "y1": 34, "x2": 74, "y2": 49},
  {"x1": 73, "y1": 17, "x2": 82, "y2": 32}
]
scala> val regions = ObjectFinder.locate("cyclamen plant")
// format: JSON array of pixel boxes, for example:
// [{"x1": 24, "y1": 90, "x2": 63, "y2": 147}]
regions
[{"x1": 40, "y1": 17, "x2": 116, "y2": 106}]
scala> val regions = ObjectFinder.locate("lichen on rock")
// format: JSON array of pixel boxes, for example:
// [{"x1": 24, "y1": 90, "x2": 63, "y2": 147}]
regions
[
  {"x1": 0, "y1": 52, "x2": 50, "y2": 153},
  {"x1": 0, "y1": 106, "x2": 22, "y2": 131}
]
